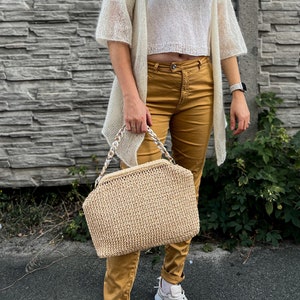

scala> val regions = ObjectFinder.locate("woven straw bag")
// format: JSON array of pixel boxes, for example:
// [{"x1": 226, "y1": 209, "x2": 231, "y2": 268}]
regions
[{"x1": 83, "y1": 126, "x2": 200, "y2": 258}]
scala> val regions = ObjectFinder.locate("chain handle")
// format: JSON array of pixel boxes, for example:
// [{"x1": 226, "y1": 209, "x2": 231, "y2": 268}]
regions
[{"x1": 94, "y1": 125, "x2": 175, "y2": 187}]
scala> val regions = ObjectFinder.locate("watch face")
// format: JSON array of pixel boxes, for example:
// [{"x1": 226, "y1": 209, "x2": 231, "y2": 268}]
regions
[{"x1": 242, "y1": 82, "x2": 247, "y2": 92}]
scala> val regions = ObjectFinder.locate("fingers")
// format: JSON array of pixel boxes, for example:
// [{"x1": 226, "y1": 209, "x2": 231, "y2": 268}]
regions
[
  {"x1": 126, "y1": 122, "x2": 139, "y2": 133},
  {"x1": 230, "y1": 95, "x2": 251, "y2": 135},
  {"x1": 125, "y1": 107, "x2": 152, "y2": 134},
  {"x1": 126, "y1": 121, "x2": 147, "y2": 134},
  {"x1": 232, "y1": 118, "x2": 251, "y2": 135},
  {"x1": 146, "y1": 108, "x2": 153, "y2": 127}
]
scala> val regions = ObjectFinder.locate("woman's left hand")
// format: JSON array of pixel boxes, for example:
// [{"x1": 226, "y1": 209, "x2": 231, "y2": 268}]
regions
[{"x1": 230, "y1": 91, "x2": 251, "y2": 135}]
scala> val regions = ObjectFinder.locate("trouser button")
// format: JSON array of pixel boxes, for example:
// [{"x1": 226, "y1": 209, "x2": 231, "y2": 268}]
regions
[{"x1": 171, "y1": 64, "x2": 177, "y2": 70}]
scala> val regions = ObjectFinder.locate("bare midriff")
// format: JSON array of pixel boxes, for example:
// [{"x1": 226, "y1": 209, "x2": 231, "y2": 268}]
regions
[{"x1": 147, "y1": 52, "x2": 202, "y2": 63}]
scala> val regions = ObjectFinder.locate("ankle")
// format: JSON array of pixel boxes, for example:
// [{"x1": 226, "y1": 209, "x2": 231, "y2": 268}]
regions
[{"x1": 161, "y1": 278, "x2": 178, "y2": 294}]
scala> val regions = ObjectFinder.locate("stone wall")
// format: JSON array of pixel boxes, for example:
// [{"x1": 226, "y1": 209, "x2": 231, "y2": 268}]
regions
[
  {"x1": 0, "y1": 0, "x2": 299, "y2": 187},
  {"x1": 0, "y1": 0, "x2": 114, "y2": 187},
  {"x1": 258, "y1": 0, "x2": 300, "y2": 134}
]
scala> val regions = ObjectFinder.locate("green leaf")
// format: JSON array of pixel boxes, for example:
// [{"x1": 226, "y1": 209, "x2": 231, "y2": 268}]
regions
[
  {"x1": 265, "y1": 201, "x2": 274, "y2": 216},
  {"x1": 232, "y1": 204, "x2": 240, "y2": 211},
  {"x1": 266, "y1": 231, "x2": 282, "y2": 247},
  {"x1": 238, "y1": 176, "x2": 249, "y2": 186}
]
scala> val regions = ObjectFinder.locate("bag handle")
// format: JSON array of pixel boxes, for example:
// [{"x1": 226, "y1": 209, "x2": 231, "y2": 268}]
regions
[{"x1": 94, "y1": 125, "x2": 175, "y2": 187}]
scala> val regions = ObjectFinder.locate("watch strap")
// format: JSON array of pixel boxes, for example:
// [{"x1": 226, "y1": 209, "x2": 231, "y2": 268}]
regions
[{"x1": 230, "y1": 82, "x2": 247, "y2": 94}]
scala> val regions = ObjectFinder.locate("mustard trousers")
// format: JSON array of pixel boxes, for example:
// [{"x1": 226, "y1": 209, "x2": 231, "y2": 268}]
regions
[{"x1": 103, "y1": 57, "x2": 214, "y2": 300}]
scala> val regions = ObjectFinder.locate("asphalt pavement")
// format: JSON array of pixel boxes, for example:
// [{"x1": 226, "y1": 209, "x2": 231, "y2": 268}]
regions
[{"x1": 0, "y1": 235, "x2": 300, "y2": 300}]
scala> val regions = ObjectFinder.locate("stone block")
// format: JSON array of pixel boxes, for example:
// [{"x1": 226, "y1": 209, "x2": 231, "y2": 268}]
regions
[
  {"x1": 262, "y1": 11, "x2": 299, "y2": 25},
  {"x1": 7, "y1": 99, "x2": 41, "y2": 111},
  {"x1": 0, "y1": 72, "x2": 6, "y2": 79},
  {"x1": 77, "y1": 88, "x2": 105, "y2": 99},
  {"x1": 0, "y1": 22, "x2": 28, "y2": 36},
  {"x1": 0, "y1": 111, "x2": 32, "y2": 125},
  {"x1": 0, "y1": 0, "x2": 30, "y2": 11},
  {"x1": 1, "y1": 42, "x2": 28, "y2": 50},
  {"x1": 0, "y1": 159, "x2": 10, "y2": 168},
  {"x1": 3, "y1": 11, "x2": 35, "y2": 22},
  {"x1": 26, "y1": 42, "x2": 70, "y2": 52},
  {"x1": 73, "y1": 2, "x2": 100, "y2": 11},
  {"x1": 5, "y1": 66, "x2": 72, "y2": 81},
  {"x1": 262, "y1": 65, "x2": 299, "y2": 74},
  {"x1": 0, "y1": 169, "x2": 33, "y2": 188},
  {"x1": 70, "y1": 37, "x2": 86, "y2": 47},
  {"x1": 77, "y1": 29, "x2": 95, "y2": 38},
  {"x1": 80, "y1": 115, "x2": 102, "y2": 126},
  {"x1": 273, "y1": 56, "x2": 300, "y2": 67},
  {"x1": 77, "y1": 49, "x2": 105, "y2": 58},
  {"x1": 276, "y1": 46, "x2": 300, "y2": 59},
  {"x1": 270, "y1": 74, "x2": 299, "y2": 85},
  {"x1": 261, "y1": 2, "x2": 300, "y2": 11},
  {"x1": 258, "y1": 23, "x2": 271, "y2": 32},
  {"x1": 72, "y1": 70, "x2": 114, "y2": 83},
  {"x1": 276, "y1": 32, "x2": 300, "y2": 45},
  {"x1": 259, "y1": 56, "x2": 274, "y2": 66},
  {"x1": 33, "y1": 11, "x2": 69, "y2": 22},
  {"x1": 33, "y1": 3, "x2": 75, "y2": 11},
  {"x1": 0, "y1": 92, "x2": 34, "y2": 101},
  {"x1": 262, "y1": 43, "x2": 277, "y2": 53},
  {"x1": 9, "y1": 155, "x2": 75, "y2": 169},
  {"x1": 257, "y1": 72, "x2": 270, "y2": 86},
  {"x1": 41, "y1": 175, "x2": 75, "y2": 187},
  {"x1": 33, "y1": 112, "x2": 80, "y2": 125},
  {"x1": 6, "y1": 146, "x2": 59, "y2": 156},
  {"x1": 261, "y1": 33, "x2": 278, "y2": 43},
  {"x1": 30, "y1": 25, "x2": 77, "y2": 37},
  {"x1": 69, "y1": 11, "x2": 99, "y2": 22},
  {"x1": 275, "y1": 25, "x2": 300, "y2": 32},
  {"x1": 277, "y1": 109, "x2": 300, "y2": 127},
  {"x1": 36, "y1": 91, "x2": 78, "y2": 101},
  {"x1": 0, "y1": 54, "x2": 30, "y2": 61},
  {"x1": 3, "y1": 57, "x2": 68, "y2": 68},
  {"x1": 0, "y1": 101, "x2": 8, "y2": 111},
  {"x1": 35, "y1": 101, "x2": 73, "y2": 111}
]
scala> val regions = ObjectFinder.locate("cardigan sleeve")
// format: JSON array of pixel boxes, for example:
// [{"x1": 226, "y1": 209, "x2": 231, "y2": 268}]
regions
[
  {"x1": 217, "y1": 0, "x2": 247, "y2": 59},
  {"x1": 95, "y1": 0, "x2": 135, "y2": 47}
]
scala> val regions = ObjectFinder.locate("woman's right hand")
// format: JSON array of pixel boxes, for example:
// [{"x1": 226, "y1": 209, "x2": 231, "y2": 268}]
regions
[{"x1": 123, "y1": 94, "x2": 152, "y2": 134}]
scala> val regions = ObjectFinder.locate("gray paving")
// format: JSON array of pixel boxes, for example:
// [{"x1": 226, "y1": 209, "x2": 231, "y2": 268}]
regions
[{"x1": 0, "y1": 236, "x2": 300, "y2": 300}]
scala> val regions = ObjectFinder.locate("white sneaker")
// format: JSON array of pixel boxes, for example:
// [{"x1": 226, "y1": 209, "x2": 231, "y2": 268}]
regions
[{"x1": 154, "y1": 277, "x2": 188, "y2": 300}]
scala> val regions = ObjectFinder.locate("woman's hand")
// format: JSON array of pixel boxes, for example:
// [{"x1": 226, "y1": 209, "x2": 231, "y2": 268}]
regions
[
  {"x1": 123, "y1": 94, "x2": 152, "y2": 134},
  {"x1": 230, "y1": 91, "x2": 250, "y2": 135}
]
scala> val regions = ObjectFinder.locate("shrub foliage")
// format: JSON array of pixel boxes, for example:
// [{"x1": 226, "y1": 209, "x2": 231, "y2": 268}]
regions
[{"x1": 199, "y1": 92, "x2": 300, "y2": 249}]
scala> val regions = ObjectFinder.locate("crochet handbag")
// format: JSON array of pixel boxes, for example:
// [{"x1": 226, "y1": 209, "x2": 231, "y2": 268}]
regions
[{"x1": 83, "y1": 126, "x2": 200, "y2": 258}]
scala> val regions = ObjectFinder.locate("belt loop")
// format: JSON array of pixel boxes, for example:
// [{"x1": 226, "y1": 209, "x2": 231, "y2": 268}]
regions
[
  {"x1": 154, "y1": 62, "x2": 159, "y2": 72},
  {"x1": 198, "y1": 59, "x2": 202, "y2": 69}
]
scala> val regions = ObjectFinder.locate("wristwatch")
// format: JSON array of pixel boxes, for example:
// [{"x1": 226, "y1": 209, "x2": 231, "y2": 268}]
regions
[{"x1": 230, "y1": 82, "x2": 247, "y2": 94}]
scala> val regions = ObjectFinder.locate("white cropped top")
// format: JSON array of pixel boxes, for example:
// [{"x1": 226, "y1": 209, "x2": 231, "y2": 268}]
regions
[{"x1": 147, "y1": 0, "x2": 212, "y2": 56}]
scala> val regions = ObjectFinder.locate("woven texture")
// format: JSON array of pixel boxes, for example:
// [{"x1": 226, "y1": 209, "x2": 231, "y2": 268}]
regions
[{"x1": 83, "y1": 159, "x2": 199, "y2": 258}]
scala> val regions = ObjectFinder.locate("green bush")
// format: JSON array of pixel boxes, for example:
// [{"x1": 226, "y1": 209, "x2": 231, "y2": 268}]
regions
[{"x1": 199, "y1": 92, "x2": 300, "y2": 249}]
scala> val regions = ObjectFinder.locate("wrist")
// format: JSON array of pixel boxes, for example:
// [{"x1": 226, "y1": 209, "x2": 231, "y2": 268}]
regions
[
  {"x1": 230, "y1": 82, "x2": 247, "y2": 94},
  {"x1": 231, "y1": 90, "x2": 245, "y2": 95},
  {"x1": 122, "y1": 89, "x2": 140, "y2": 103},
  {"x1": 231, "y1": 91, "x2": 247, "y2": 103}
]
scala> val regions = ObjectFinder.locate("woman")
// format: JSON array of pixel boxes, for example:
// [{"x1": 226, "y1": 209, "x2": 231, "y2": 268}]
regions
[{"x1": 95, "y1": 1, "x2": 250, "y2": 299}]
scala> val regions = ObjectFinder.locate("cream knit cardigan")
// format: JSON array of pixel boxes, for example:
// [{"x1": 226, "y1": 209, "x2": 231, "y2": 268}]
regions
[{"x1": 95, "y1": 0, "x2": 247, "y2": 166}]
